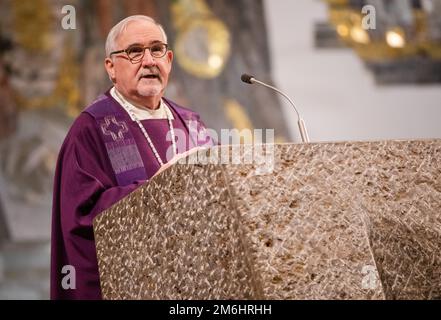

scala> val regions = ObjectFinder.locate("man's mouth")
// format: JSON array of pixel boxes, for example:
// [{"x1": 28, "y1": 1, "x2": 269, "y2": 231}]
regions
[{"x1": 139, "y1": 74, "x2": 160, "y2": 81}]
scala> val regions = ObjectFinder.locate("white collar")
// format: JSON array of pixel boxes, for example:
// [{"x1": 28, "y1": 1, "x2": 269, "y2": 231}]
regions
[{"x1": 110, "y1": 87, "x2": 174, "y2": 121}]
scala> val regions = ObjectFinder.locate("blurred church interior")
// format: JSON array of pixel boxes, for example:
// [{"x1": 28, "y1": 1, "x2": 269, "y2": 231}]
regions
[{"x1": 0, "y1": 0, "x2": 440, "y2": 299}]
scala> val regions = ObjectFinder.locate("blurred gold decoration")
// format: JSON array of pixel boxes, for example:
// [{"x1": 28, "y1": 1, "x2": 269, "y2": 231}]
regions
[
  {"x1": 336, "y1": 24, "x2": 350, "y2": 38},
  {"x1": 16, "y1": 36, "x2": 81, "y2": 117},
  {"x1": 326, "y1": 1, "x2": 421, "y2": 61},
  {"x1": 414, "y1": 6, "x2": 441, "y2": 59},
  {"x1": 224, "y1": 99, "x2": 253, "y2": 144},
  {"x1": 11, "y1": 0, "x2": 79, "y2": 116},
  {"x1": 15, "y1": 86, "x2": 54, "y2": 111},
  {"x1": 319, "y1": 1, "x2": 441, "y2": 83},
  {"x1": 12, "y1": 0, "x2": 53, "y2": 52},
  {"x1": 330, "y1": 7, "x2": 370, "y2": 43},
  {"x1": 54, "y1": 36, "x2": 81, "y2": 118},
  {"x1": 350, "y1": 26, "x2": 370, "y2": 44},
  {"x1": 386, "y1": 27, "x2": 406, "y2": 48},
  {"x1": 325, "y1": 0, "x2": 348, "y2": 5},
  {"x1": 171, "y1": 0, "x2": 231, "y2": 79}
]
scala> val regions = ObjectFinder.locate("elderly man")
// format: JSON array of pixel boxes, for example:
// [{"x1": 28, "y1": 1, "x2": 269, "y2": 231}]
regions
[{"x1": 51, "y1": 15, "x2": 213, "y2": 299}]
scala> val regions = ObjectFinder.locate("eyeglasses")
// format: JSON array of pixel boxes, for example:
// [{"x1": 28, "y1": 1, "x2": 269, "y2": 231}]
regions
[{"x1": 109, "y1": 43, "x2": 169, "y2": 63}]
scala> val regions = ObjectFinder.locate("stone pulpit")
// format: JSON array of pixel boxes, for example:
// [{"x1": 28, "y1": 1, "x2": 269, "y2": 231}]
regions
[{"x1": 93, "y1": 140, "x2": 441, "y2": 300}]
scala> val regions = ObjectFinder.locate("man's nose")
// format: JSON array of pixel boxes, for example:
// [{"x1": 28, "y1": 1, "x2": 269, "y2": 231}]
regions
[{"x1": 141, "y1": 49, "x2": 156, "y2": 67}]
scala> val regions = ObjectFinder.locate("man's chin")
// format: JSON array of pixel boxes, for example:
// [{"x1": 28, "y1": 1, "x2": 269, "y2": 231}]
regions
[{"x1": 137, "y1": 86, "x2": 162, "y2": 97}]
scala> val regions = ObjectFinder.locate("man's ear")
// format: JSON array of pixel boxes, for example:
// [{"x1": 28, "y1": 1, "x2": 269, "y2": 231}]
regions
[
  {"x1": 166, "y1": 50, "x2": 174, "y2": 64},
  {"x1": 104, "y1": 58, "x2": 116, "y2": 82}
]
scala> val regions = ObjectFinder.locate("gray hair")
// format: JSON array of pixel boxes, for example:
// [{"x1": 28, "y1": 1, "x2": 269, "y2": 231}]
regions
[{"x1": 105, "y1": 15, "x2": 168, "y2": 58}]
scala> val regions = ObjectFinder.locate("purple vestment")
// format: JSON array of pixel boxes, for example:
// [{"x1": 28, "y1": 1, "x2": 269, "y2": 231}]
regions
[{"x1": 50, "y1": 90, "x2": 212, "y2": 299}]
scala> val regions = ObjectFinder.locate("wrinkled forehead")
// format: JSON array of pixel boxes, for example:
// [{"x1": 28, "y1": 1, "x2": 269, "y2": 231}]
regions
[{"x1": 116, "y1": 20, "x2": 165, "y2": 48}]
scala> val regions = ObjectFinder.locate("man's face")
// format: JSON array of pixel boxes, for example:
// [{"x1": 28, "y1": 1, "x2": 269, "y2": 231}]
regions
[{"x1": 105, "y1": 20, "x2": 173, "y2": 107}]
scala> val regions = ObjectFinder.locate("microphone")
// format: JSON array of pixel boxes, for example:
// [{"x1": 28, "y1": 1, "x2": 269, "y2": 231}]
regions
[{"x1": 241, "y1": 73, "x2": 310, "y2": 143}]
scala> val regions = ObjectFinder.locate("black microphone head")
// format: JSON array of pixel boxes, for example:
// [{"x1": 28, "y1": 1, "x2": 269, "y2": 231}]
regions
[{"x1": 241, "y1": 73, "x2": 254, "y2": 84}]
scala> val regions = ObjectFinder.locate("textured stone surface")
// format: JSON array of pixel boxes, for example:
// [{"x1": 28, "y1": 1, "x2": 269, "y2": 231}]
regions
[
  {"x1": 94, "y1": 140, "x2": 441, "y2": 300},
  {"x1": 95, "y1": 164, "x2": 258, "y2": 299}
]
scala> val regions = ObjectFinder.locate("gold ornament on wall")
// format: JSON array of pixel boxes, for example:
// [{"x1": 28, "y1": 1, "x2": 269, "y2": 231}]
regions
[
  {"x1": 13, "y1": 36, "x2": 80, "y2": 116},
  {"x1": 10, "y1": 0, "x2": 80, "y2": 115},
  {"x1": 12, "y1": 0, "x2": 53, "y2": 53},
  {"x1": 323, "y1": 0, "x2": 441, "y2": 62},
  {"x1": 171, "y1": 0, "x2": 231, "y2": 79}
]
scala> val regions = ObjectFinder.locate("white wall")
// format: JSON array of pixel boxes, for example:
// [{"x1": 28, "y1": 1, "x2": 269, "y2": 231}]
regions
[{"x1": 263, "y1": 0, "x2": 441, "y2": 142}]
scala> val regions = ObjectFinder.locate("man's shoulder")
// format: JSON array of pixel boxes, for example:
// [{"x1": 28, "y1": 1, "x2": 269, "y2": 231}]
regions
[
  {"x1": 63, "y1": 94, "x2": 111, "y2": 145},
  {"x1": 163, "y1": 97, "x2": 201, "y2": 120},
  {"x1": 83, "y1": 92, "x2": 114, "y2": 118},
  {"x1": 65, "y1": 112, "x2": 98, "y2": 142}
]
